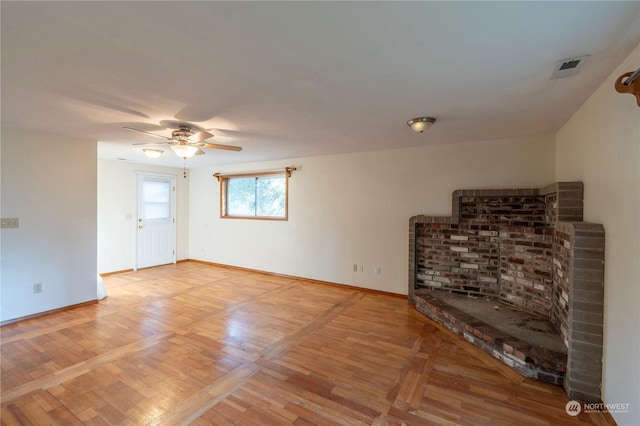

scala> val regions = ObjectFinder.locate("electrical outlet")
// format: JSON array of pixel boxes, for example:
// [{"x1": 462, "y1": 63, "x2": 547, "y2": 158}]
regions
[
  {"x1": 353, "y1": 264, "x2": 358, "y2": 272},
  {"x1": 1, "y1": 218, "x2": 19, "y2": 228},
  {"x1": 359, "y1": 264, "x2": 364, "y2": 273},
  {"x1": 375, "y1": 266, "x2": 381, "y2": 275},
  {"x1": 34, "y1": 283, "x2": 43, "y2": 294}
]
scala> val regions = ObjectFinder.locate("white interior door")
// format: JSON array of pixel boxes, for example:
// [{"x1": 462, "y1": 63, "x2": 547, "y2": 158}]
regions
[{"x1": 136, "y1": 173, "x2": 176, "y2": 269}]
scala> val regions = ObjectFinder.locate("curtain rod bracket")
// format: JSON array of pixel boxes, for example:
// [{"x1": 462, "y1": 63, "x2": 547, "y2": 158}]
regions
[
  {"x1": 285, "y1": 167, "x2": 297, "y2": 177},
  {"x1": 615, "y1": 67, "x2": 640, "y2": 107}
]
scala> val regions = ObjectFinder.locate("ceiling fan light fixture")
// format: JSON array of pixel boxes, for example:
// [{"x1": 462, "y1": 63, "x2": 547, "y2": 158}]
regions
[
  {"x1": 142, "y1": 149, "x2": 164, "y2": 159},
  {"x1": 407, "y1": 117, "x2": 436, "y2": 133},
  {"x1": 171, "y1": 144, "x2": 199, "y2": 158}
]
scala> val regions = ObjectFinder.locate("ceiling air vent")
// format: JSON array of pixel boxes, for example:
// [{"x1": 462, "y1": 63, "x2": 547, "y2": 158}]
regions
[{"x1": 550, "y1": 55, "x2": 589, "y2": 80}]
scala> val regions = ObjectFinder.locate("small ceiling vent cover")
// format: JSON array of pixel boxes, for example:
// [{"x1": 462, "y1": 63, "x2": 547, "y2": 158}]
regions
[{"x1": 551, "y1": 55, "x2": 590, "y2": 79}]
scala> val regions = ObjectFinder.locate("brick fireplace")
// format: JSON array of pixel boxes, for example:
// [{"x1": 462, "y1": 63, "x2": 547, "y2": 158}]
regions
[{"x1": 408, "y1": 182, "x2": 605, "y2": 403}]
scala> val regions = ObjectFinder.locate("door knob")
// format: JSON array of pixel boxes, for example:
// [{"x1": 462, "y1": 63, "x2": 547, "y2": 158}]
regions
[
  {"x1": 138, "y1": 218, "x2": 143, "y2": 222},
  {"x1": 138, "y1": 225, "x2": 144, "y2": 229}
]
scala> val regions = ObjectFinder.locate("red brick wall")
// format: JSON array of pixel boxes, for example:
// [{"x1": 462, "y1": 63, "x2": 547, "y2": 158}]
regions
[
  {"x1": 415, "y1": 194, "x2": 550, "y2": 304},
  {"x1": 460, "y1": 195, "x2": 547, "y2": 227},
  {"x1": 499, "y1": 226, "x2": 554, "y2": 317},
  {"x1": 416, "y1": 224, "x2": 499, "y2": 297}
]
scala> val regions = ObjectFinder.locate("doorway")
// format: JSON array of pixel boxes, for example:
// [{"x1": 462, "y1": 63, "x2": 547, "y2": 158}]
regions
[{"x1": 136, "y1": 173, "x2": 176, "y2": 269}]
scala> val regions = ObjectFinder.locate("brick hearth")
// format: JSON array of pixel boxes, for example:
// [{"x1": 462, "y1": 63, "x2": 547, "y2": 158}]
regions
[{"x1": 414, "y1": 292, "x2": 567, "y2": 385}]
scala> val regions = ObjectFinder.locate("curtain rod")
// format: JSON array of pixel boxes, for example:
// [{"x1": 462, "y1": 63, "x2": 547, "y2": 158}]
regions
[{"x1": 213, "y1": 167, "x2": 297, "y2": 181}]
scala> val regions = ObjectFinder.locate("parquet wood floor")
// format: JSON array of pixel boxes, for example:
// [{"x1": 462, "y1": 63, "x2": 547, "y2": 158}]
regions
[{"x1": 1, "y1": 261, "x2": 613, "y2": 425}]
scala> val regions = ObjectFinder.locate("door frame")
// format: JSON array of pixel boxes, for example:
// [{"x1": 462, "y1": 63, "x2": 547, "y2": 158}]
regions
[{"x1": 134, "y1": 171, "x2": 177, "y2": 271}]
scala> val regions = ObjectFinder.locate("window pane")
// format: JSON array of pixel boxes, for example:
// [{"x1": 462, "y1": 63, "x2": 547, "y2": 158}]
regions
[
  {"x1": 256, "y1": 176, "x2": 285, "y2": 217},
  {"x1": 143, "y1": 179, "x2": 170, "y2": 222},
  {"x1": 144, "y1": 203, "x2": 170, "y2": 222},
  {"x1": 143, "y1": 180, "x2": 170, "y2": 203},
  {"x1": 227, "y1": 177, "x2": 256, "y2": 216}
]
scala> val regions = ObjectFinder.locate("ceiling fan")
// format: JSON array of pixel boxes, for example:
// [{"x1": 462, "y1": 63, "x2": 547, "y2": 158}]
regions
[{"x1": 124, "y1": 123, "x2": 243, "y2": 159}]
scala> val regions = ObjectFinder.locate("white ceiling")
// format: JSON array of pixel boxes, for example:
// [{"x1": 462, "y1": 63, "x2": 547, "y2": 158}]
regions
[{"x1": 2, "y1": 1, "x2": 639, "y2": 169}]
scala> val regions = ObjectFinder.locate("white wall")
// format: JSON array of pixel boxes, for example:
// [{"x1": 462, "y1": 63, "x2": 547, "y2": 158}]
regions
[
  {"x1": 189, "y1": 134, "x2": 555, "y2": 295},
  {"x1": 1, "y1": 127, "x2": 97, "y2": 323},
  {"x1": 97, "y1": 159, "x2": 189, "y2": 274},
  {"x1": 556, "y1": 44, "x2": 640, "y2": 425}
]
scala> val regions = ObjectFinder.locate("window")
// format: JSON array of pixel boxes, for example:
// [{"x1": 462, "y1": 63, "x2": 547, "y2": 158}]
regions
[
  {"x1": 141, "y1": 178, "x2": 171, "y2": 223},
  {"x1": 218, "y1": 171, "x2": 289, "y2": 220}
]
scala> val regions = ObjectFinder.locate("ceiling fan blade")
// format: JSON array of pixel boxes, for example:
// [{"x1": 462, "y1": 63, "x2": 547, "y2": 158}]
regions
[
  {"x1": 132, "y1": 141, "x2": 173, "y2": 146},
  {"x1": 188, "y1": 130, "x2": 214, "y2": 143},
  {"x1": 123, "y1": 126, "x2": 172, "y2": 140},
  {"x1": 194, "y1": 148, "x2": 205, "y2": 155},
  {"x1": 196, "y1": 142, "x2": 243, "y2": 152}
]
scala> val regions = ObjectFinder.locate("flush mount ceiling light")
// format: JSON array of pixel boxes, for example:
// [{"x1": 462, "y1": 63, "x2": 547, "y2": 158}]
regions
[
  {"x1": 142, "y1": 149, "x2": 164, "y2": 159},
  {"x1": 407, "y1": 117, "x2": 436, "y2": 133},
  {"x1": 170, "y1": 144, "x2": 199, "y2": 159}
]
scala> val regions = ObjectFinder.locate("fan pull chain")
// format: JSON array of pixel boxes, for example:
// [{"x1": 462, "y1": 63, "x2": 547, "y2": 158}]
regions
[{"x1": 183, "y1": 158, "x2": 187, "y2": 178}]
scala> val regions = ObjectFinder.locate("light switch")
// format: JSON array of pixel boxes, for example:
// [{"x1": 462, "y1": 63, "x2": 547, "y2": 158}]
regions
[{"x1": 1, "y1": 218, "x2": 19, "y2": 228}]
